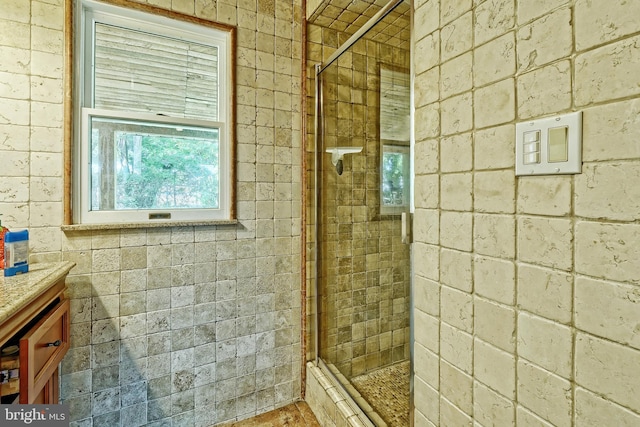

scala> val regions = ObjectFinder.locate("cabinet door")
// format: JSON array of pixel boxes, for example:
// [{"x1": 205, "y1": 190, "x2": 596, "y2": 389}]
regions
[
  {"x1": 19, "y1": 299, "x2": 70, "y2": 404},
  {"x1": 31, "y1": 367, "x2": 59, "y2": 404}
]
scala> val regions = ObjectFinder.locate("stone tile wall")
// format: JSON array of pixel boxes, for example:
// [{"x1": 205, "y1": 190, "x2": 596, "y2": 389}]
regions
[
  {"x1": 412, "y1": 0, "x2": 640, "y2": 425},
  {"x1": 0, "y1": 0, "x2": 303, "y2": 426}
]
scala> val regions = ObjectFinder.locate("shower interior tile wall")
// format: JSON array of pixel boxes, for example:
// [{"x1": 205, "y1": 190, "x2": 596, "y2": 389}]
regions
[
  {"x1": 412, "y1": 0, "x2": 640, "y2": 426},
  {"x1": 306, "y1": 21, "x2": 410, "y2": 378},
  {"x1": 0, "y1": 0, "x2": 304, "y2": 426}
]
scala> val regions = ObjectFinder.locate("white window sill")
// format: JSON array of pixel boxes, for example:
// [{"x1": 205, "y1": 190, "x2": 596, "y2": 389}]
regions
[{"x1": 61, "y1": 219, "x2": 238, "y2": 232}]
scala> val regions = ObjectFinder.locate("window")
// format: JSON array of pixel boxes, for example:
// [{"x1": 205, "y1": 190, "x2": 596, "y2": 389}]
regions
[
  {"x1": 379, "y1": 65, "x2": 410, "y2": 214},
  {"x1": 381, "y1": 143, "x2": 410, "y2": 212},
  {"x1": 73, "y1": 0, "x2": 234, "y2": 224}
]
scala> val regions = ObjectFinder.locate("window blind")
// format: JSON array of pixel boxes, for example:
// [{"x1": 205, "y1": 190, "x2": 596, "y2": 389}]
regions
[{"x1": 94, "y1": 23, "x2": 219, "y2": 121}]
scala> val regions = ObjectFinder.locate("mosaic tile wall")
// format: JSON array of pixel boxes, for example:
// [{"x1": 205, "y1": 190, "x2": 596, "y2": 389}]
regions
[
  {"x1": 412, "y1": 0, "x2": 640, "y2": 425},
  {"x1": 305, "y1": 12, "x2": 411, "y2": 379},
  {"x1": 0, "y1": 0, "x2": 303, "y2": 426}
]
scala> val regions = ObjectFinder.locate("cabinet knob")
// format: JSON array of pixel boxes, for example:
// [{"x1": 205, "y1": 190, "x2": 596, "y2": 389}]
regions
[{"x1": 45, "y1": 340, "x2": 62, "y2": 347}]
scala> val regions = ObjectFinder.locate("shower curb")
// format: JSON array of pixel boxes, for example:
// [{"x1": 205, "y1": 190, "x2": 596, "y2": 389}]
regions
[{"x1": 305, "y1": 361, "x2": 381, "y2": 427}]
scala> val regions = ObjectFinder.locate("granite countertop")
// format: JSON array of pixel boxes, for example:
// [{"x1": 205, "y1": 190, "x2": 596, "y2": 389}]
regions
[{"x1": 0, "y1": 261, "x2": 75, "y2": 324}]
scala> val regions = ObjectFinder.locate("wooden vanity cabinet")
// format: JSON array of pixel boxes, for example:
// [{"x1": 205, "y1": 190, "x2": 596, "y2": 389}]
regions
[{"x1": 0, "y1": 274, "x2": 70, "y2": 404}]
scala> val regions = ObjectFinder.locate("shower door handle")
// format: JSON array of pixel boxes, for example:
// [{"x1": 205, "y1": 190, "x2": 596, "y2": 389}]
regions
[{"x1": 401, "y1": 211, "x2": 412, "y2": 244}]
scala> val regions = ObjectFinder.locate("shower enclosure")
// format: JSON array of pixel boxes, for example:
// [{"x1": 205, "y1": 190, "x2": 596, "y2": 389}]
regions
[{"x1": 306, "y1": 1, "x2": 412, "y2": 425}]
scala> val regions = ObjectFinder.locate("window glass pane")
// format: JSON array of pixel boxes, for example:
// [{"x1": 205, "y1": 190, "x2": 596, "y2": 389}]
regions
[
  {"x1": 379, "y1": 67, "x2": 410, "y2": 142},
  {"x1": 94, "y1": 23, "x2": 219, "y2": 120},
  {"x1": 382, "y1": 146, "x2": 408, "y2": 208},
  {"x1": 89, "y1": 116, "x2": 220, "y2": 211}
]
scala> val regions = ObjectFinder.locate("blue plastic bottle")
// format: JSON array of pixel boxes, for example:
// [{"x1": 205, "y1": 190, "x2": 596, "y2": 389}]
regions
[{"x1": 4, "y1": 229, "x2": 29, "y2": 276}]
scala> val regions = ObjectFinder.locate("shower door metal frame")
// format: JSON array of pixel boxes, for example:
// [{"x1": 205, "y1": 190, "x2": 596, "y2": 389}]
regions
[
  {"x1": 313, "y1": 62, "x2": 322, "y2": 367},
  {"x1": 316, "y1": 0, "x2": 406, "y2": 74},
  {"x1": 311, "y1": 0, "x2": 414, "y2": 425}
]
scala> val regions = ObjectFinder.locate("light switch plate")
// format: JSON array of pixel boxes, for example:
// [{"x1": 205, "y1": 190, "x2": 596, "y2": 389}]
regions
[{"x1": 515, "y1": 111, "x2": 582, "y2": 176}]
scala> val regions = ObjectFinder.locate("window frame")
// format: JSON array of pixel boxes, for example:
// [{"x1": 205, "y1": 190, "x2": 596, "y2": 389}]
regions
[
  {"x1": 70, "y1": 0, "x2": 236, "y2": 225},
  {"x1": 80, "y1": 108, "x2": 229, "y2": 223}
]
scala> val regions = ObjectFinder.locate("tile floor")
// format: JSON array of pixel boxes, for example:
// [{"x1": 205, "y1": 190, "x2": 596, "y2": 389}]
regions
[
  {"x1": 351, "y1": 361, "x2": 411, "y2": 426},
  {"x1": 216, "y1": 401, "x2": 321, "y2": 427}
]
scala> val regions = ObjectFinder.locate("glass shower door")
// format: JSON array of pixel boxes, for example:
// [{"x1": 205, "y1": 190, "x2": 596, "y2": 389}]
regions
[{"x1": 315, "y1": 2, "x2": 412, "y2": 424}]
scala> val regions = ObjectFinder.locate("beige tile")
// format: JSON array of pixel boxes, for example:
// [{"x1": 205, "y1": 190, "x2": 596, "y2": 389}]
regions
[
  {"x1": 517, "y1": 312, "x2": 572, "y2": 378},
  {"x1": 0, "y1": 99, "x2": 29, "y2": 126},
  {"x1": 474, "y1": 214, "x2": 515, "y2": 259},
  {"x1": 517, "y1": 176, "x2": 571, "y2": 216},
  {"x1": 414, "y1": 376, "x2": 440, "y2": 426},
  {"x1": 441, "y1": 173, "x2": 473, "y2": 212},
  {"x1": 474, "y1": 381, "x2": 515, "y2": 426},
  {"x1": 441, "y1": 52, "x2": 473, "y2": 99},
  {"x1": 516, "y1": 404, "x2": 556, "y2": 427},
  {"x1": 517, "y1": 216, "x2": 572, "y2": 271},
  {"x1": 441, "y1": 12, "x2": 473, "y2": 61},
  {"x1": 474, "y1": 0, "x2": 515, "y2": 46},
  {"x1": 517, "y1": 0, "x2": 568, "y2": 24},
  {"x1": 414, "y1": 308, "x2": 440, "y2": 354},
  {"x1": 517, "y1": 264, "x2": 572, "y2": 324},
  {"x1": 516, "y1": 60, "x2": 572, "y2": 119},
  {"x1": 0, "y1": 124, "x2": 29, "y2": 151},
  {"x1": 440, "y1": 249, "x2": 472, "y2": 293},
  {"x1": 415, "y1": 103, "x2": 441, "y2": 140},
  {"x1": 413, "y1": 208, "x2": 439, "y2": 245},
  {"x1": 414, "y1": 0, "x2": 439, "y2": 40},
  {"x1": 516, "y1": 7, "x2": 572, "y2": 72},
  {"x1": 441, "y1": 132, "x2": 473, "y2": 173},
  {"x1": 582, "y1": 99, "x2": 640, "y2": 161},
  {"x1": 32, "y1": 1, "x2": 64, "y2": 30},
  {"x1": 413, "y1": 274, "x2": 440, "y2": 317},
  {"x1": 441, "y1": 92, "x2": 473, "y2": 135},
  {"x1": 576, "y1": 35, "x2": 640, "y2": 106},
  {"x1": 576, "y1": 277, "x2": 640, "y2": 350},
  {"x1": 0, "y1": 177, "x2": 29, "y2": 202},
  {"x1": 441, "y1": 286, "x2": 473, "y2": 334},
  {"x1": 474, "y1": 338, "x2": 516, "y2": 400},
  {"x1": 575, "y1": 0, "x2": 640, "y2": 50},
  {"x1": 414, "y1": 342, "x2": 440, "y2": 388},
  {"x1": 413, "y1": 242, "x2": 439, "y2": 282},
  {"x1": 441, "y1": 211, "x2": 473, "y2": 251},
  {"x1": 518, "y1": 360, "x2": 572, "y2": 427},
  {"x1": 474, "y1": 255, "x2": 515, "y2": 305},
  {"x1": 0, "y1": 46, "x2": 30, "y2": 74},
  {"x1": 474, "y1": 169, "x2": 515, "y2": 213},
  {"x1": 576, "y1": 333, "x2": 640, "y2": 413},
  {"x1": 473, "y1": 124, "x2": 515, "y2": 171},
  {"x1": 474, "y1": 32, "x2": 515, "y2": 87},
  {"x1": 440, "y1": 395, "x2": 472, "y2": 425},
  {"x1": 440, "y1": 360, "x2": 473, "y2": 415},
  {"x1": 474, "y1": 78, "x2": 515, "y2": 129},
  {"x1": 575, "y1": 387, "x2": 640, "y2": 427},
  {"x1": 0, "y1": 71, "x2": 29, "y2": 99},
  {"x1": 475, "y1": 297, "x2": 516, "y2": 352},
  {"x1": 415, "y1": 66, "x2": 440, "y2": 107},
  {"x1": 575, "y1": 222, "x2": 640, "y2": 284},
  {"x1": 575, "y1": 162, "x2": 640, "y2": 221}
]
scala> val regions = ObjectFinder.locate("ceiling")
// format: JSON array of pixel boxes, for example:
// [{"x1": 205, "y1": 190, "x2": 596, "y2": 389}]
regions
[{"x1": 308, "y1": 0, "x2": 411, "y2": 47}]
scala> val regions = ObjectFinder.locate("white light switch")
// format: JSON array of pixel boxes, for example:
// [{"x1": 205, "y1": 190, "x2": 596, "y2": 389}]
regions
[
  {"x1": 548, "y1": 126, "x2": 568, "y2": 162},
  {"x1": 515, "y1": 112, "x2": 582, "y2": 176},
  {"x1": 524, "y1": 130, "x2": 540, "y2": 144},
  {"x1": 524, "y1": 152, "x2": 540, "y2": 165},
  {"x1": 524, "y1": 142, "x2": 539, "y2": 154}
]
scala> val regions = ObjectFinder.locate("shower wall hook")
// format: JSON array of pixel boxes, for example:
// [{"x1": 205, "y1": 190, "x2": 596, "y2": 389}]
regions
[{"x1": 325, "y1": 147, "x2": 363, "y2": 175}]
